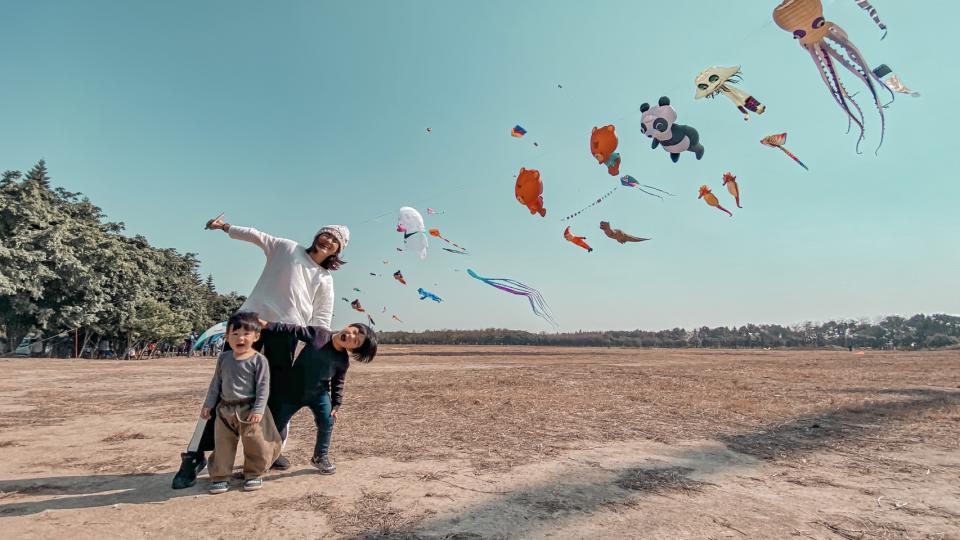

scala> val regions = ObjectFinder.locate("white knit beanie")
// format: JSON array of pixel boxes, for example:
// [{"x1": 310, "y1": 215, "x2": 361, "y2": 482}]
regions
[{"x1": 316, "y1": 225, "x2": 349, "y2": 252}]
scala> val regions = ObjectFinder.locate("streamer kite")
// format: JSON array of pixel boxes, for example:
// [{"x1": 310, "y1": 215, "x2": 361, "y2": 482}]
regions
[
  {"x1": 428, "y1": 228, "x2": 468, "y2": 253},
  {"x1": 698, "y1": 185, "x2": 733, "y2": 217},
  {"x1": 620, "y1": 176, "x2": 675, "y2": 200},
  {"x1": 599, "y1": 222, "x2": 650, "y2": 244},
  {"x1": 397, "y1": 206, "x2": 428, "y2": 259},
  {"x1": 722, "y1": 172, "x2": 742, "y2": 208},
  {"x1": 417, "y1": 288, "x2": 443, "y2": 303},
  {"x1": 560, "y1": 187, "x2": 618, "y2": 221},
  {"x1": 563, "y1": 226, "x2": 593, "y2": 252},
  {"x1": 761, "y1": 133, "x2": 809, "y2": 170},
  {"x1": 694, "y1": 65, "x2": 766, "y2": 121},
  {"x1": 467, "y1": 269, "x2": 558, "y2": 327}
]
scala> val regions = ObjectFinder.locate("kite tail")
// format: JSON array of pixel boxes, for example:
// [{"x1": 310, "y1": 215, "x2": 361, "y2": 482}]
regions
[
  {"x1": 780, "y1": 147, "x2": 809, "y2": 171},
  {"x1": 853, "y1": 0, "x2": 888, "y2": 39}
]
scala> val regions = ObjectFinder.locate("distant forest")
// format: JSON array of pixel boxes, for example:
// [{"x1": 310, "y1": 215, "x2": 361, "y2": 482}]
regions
[{"x1": 378, "y1": 314, "x2": 960, "y2": 350}]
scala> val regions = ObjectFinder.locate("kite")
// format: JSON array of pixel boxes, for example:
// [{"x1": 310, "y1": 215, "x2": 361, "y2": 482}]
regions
[
  {"x1": 772, "y1": 0, "x2": 893, "y2": 153},
  {"x1": 640, "y1": 96, "x2": 705, "y2": 162},
  {"x1": 620, "y1": 175, "x2": 675, "y2": 200},
  {"x1": 341, "y1": 297, "x2": 350, "y2": 303},
  {"x1": 599, "y1": 221, "x2": 650, "y2": 244},
  {"x1": 369, "y1": 272, "x2": 380, "y2": 277},
  {"x1": 417, "y1": 288, "x2": 443, "y2": 303},
  {"x1": 694, "y1": 65, "x2": 766, "y2": 121},
  {"x1": 466, "y1": 269, "x2": 558, "y2": 327},
  {"x1": 563, "y1": 226, "x2": 593, "y2": 252},
  {"x1": 761, "y1": 133, "x2": 809, "y2": 170},
  {"x1": 560, "y1": 187, "x2": 618, "y2": 221},
  {"x1": 443, "y1": 248, "x2": 468, "y2": 255},
  {"x1": 393, "y1": 270, "x2": 407, "y2": 285},
  {"x1": 350, "y1": 299, "x2": 365, "y2": 313},
  {"x1": 854, "y1": 0, "x2": 888, "y2": 39},
  {"x1": 722, "y1": 172, "x2": 742, "y2": 208},
  {"x1": 426, "y1": 127, "x2": 432, "y2": 133},
  {"x1": 590, "y1": 125, "x2": 621, "y2": 175},
  {"x1": 426, "y1": 208, "x2": 445, "y2": 215},
  {"x1": 397, "y1": 206, "x2": 428, "y2": 259},
  {"x1": 382, "y1": 306, "x2": 386, "y2": 313},
  {"x1": 382, "y1": 260, "x2": 389, "y2": 265},
  {"x1": 511, "y1": 125, "x2": 527, "y2": 138},
  {"x1": 515, "y1": 168, "x2": 546, "y2": 217},
  {"x1": 872, "y1": 65, "x2": 920, "y2": 97},
  {"x1": 428, "y1": 228, "x2": 468, "y2": 253},
  {"x1": 698, "y1": 185, "x2": 733, "y2": 217},
  {"x1": 353, "y1": 287, "x2": 362, "y2": 292},
  {"x1": 392, "y1": 315, "x2": 403, "y2": 323},
  {"x1": 367, "y1": 314, "x2": 376, "y2": 326}
]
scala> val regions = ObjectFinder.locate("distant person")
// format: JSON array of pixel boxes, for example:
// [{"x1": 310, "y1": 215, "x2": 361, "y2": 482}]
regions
[
  {"x1": 257, "y1": 318, "x2": 378, "y2": 474},
  {"x1": 200, "y1": 312, "x2": 281, "y2": 494},
  {"x1": 172, "y1": 216, "x2": 348, "y2": 490}
]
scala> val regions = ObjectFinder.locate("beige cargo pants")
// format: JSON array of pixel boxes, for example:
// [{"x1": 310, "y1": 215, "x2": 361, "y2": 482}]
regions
[{"x1": 209, "y1": 400, "x2": 282, "y2": 481}]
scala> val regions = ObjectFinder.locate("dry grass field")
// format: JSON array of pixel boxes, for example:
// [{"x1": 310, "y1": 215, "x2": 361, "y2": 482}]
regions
[{"x1": 1, "y1": 346, "x2": 958, "y2": 539}]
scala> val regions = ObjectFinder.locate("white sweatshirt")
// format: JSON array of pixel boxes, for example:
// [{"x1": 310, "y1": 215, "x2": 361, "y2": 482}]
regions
[{"x1": 227, "y1": 226, "x2": 334, "y2": 328}]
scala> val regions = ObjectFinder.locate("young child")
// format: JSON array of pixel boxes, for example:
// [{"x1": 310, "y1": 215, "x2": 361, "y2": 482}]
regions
[
  {"x1": 258, "y1": 320, "x2": 378, "y2": 474},
  {"x1": 201, "y1": 312, "x2": 282, "y2": 494}
]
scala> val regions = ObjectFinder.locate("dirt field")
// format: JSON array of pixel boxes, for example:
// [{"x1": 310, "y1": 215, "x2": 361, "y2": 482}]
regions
[{"x1": 1, "y1": 347, "x2": 958, "y2": 539}]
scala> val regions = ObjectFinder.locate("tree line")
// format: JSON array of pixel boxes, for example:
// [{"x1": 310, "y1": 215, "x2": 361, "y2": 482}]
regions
[{"x1": 0, "y1": 161, "x2": 243, "y2": 356}]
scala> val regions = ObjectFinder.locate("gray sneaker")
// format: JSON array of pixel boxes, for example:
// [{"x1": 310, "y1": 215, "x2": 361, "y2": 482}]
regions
[
  {"x1": 208, "y1": 480, "x2": 229, "y2": 494},
  {"x1": 310, "y1": 454, "x2": 336, "y2": 474},
  {"x1": 243, "y1": 478, "x2": 263, "y2": 491}
]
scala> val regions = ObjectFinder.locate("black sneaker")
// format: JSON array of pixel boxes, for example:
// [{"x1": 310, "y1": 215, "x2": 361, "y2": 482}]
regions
[
  {"x1": 270, "y1": 454, "x2": 290, "y2": 471},
  {"x1": 310, "y1": 454, "x2": 336, "y2": 474},
  {"x1": 172, "y1": 452, "x2": 207, "y2": 489}
]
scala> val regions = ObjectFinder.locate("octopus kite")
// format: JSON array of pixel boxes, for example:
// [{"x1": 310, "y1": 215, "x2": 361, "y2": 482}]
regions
[
  {"x1": 599, "y1": 221, "x2": 650, "y2": 244},
  {"x1": 590, "y1": 125, "x2": 621, "y2": 175},
  {"x1": 563, "y1": 226, "x2": 593, "y2": 253},
  {"x1": 417, "y1": 288, "x2": 443, "y2": 303},
  {"x1": 694, "y1": 65, "x2": 765, "y2": 121},
  {"x1": 466, "y1": 269, "x2": 557, "y2": 327},
  {"x1": 761, "y1": 133, "x2": 809, "y2": 170},
  {"x1": 350, "y1": 299, "x2": 365, "y2": 313},
  {"x1": 428, "y1": 228, "x2": 468, "y2": 254},
  {"x1": 698, "y1": 185, "x2": 733, "y2": 217},
  {"x1": 773, "y1": 0, "x2": 893, "y2": 152},
  {"x1": 722, "y1": 172, "x2": 742, "y2": 208},
  {"x1": 393, "y1": 270, "x2": 407, "y2": 285}
]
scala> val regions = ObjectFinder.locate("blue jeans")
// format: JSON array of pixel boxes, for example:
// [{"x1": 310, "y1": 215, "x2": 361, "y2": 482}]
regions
[{"x1": 271, "y1": 392, "x2": 334, "y2": 458}]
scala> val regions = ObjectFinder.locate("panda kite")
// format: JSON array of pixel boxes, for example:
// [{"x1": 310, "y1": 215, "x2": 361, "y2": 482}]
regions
[{"x1": 640, "y1": 96, "x2": 705, "y2": 163}]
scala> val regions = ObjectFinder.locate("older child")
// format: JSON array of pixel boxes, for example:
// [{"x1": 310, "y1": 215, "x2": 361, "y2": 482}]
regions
[
  {"x1": 201, "y1": 312, "x2": 281, "y2": 494},
  {"x1": 259, "y1": 320, "x2": 377, "y2": 474}
]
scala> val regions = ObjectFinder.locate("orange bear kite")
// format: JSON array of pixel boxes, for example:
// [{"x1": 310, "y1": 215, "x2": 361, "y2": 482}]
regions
[
  {"x1": 590, "y1": 125, "x2": 621, "y2": 176},
  {"x1": 515, "y1": 168, "x2": 546, "y2": 217}
]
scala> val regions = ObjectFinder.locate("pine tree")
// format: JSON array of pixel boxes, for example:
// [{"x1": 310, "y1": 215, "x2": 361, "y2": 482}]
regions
[
  {"x1": 24, "y1": 160, "x2": 51, "y2": 189},
  {"x1": 205, "y1": 274, "x2": 216, "y2": 294}
]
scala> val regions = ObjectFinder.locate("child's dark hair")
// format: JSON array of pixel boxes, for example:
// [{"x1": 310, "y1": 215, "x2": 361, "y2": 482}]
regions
[
  {"x1": 349, "y1": 323, "x2": 378, "y2": 363},
  {"x1": 228, "y1": 312, "x2": 262, "y2": 333}
]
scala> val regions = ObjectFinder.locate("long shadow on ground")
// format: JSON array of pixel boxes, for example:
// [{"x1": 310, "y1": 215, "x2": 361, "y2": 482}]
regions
[{"x1": 354, "y1": 388, "x2": 960, "y2": 540}]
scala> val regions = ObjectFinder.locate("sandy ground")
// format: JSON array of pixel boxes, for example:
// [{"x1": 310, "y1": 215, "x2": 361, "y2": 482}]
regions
[{"x1": 1, "y1": 346, "x2": 958, "y2": 539}]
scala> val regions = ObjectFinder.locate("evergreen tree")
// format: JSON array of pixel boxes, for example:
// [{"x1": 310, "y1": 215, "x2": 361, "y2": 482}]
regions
[{"x1": 24, "y1": 159, "x2": 51, "y2": 189}]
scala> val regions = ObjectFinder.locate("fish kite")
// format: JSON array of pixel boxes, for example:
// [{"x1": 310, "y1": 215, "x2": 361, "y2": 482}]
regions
[
  {"x1": 694, "y1": 65, "x2": 766, "y2": 121},
  {"x1": 640, "y1": 96, "x2": 705, "y2": 162},
  {"x1": 393, "y1": 270, "x2": 407, "y2": 285},
  {"x1": 428, "y1": 228, "x2": 468, "y2": 254},
  {"x1": 872, "y1": 65, "x2": 920, "y2": 97},
  {"x1": 560, "y1": 187, "x2": 618, "y2": 221},
  {"x1": 511, "y1": 125, "x2": 527, "y2": 138},
  {"x1": 698, "y1": 185, "x2": 733, "y2": 217},
  {"x1": 563, "y1": 226, "x2": 593, "y2": 252},
  {"x1": 515, "y1": 167, "x2": 546, "y2": 217},
  {"x1": 761, "y1": 133, "x2": 809, "y2": 170},
  {"x1": 417, "y1": 288, "x2": 443, "y2": 303},
  {"x1": 350, "y1": 299, "x2": 365, "y2": 312},
  {"x1": 467, "y1": 269, "x2": 558, "y2": 327},
  {"x1": 772, "y1": 0, "x2": 894, "y2": 153},
  {"x1": 722, "y1": 172, "x2": 742, "y2": 208},
  {"x1": 397, "y1": 206, "x2": 428, "y2": 259},
  {"x1": 599, "y1": 221, "x2": 650, "y2": 244},
  {"x1": 620, "y1": 175, "x2": 675, "y2": 200},
  {"x1": 590, "y1": 124, "x2": 621, "y2": 175}
]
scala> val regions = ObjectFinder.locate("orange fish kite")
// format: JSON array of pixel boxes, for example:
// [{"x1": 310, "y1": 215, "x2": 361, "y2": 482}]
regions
[
  {"x1": 698, "y1": 185, "x2": 732, "y2": 217},
  {"x1": 515, "y1": 168, "x2": 546, "y2": 217},
  {"x1": 563, "y1": 226, "x2": 593, "y2": 252},
  {"x1": 722, "y1": 172, "x2": 741, "y2": 208}
]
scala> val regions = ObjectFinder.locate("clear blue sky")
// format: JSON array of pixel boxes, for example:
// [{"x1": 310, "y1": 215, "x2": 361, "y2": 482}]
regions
[{"x1": 2, "y1": 1, "x2": 957, "y2": 332}]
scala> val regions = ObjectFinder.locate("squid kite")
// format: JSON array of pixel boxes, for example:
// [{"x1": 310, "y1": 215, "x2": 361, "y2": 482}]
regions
[
  {"x1": 393, "y1": 270, "x2": 407, "y2": 285},
  {"x1": 698, "y1": 185, "x2": 733, "y2": 217},
  {"x1": 428, "y1": 228, "x2": 468, "y2": 254},
  {"x1": 417, "y1": 288, "x2": 443, "y2": 303},
  {"x1": 773, "y1": 0, "x2": 893, "y2": 152},
  {"x1": 350, "y1": 299, "x2": 365, "y2": 313},
  {"x1": 722, "y1": 172, "x2": 742, "y2": 208},
  {"x1": 872, "y1": 65, "x2": 919, "y2": 97},
  {"x1": 590, "y1": 125, "x2": 621, "y2": 175},
  {"x1": 600, "y1": 221, "x2": 650, "y2": 244},
  {"x1": 620, "y1": 175, "x2": 675, "y2": 200},
  {"x1": 397, "y1": 207, "x2": 428, "y2": 259},
  {"x1": 694, "y1": 65, "x2": 765, "y2": 121},
  {"x1": 563, "y1": 226, "x2": 593, "y2": 253},
  {"x1": 467, "y1": 269, "x2": 558, "y2": 327},
  {"x1": 761, "y1": 133, "x2": 809, "y2": 170}
]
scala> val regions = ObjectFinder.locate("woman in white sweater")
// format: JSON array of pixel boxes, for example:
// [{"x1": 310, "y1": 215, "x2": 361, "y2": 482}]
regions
[{"x1": 172, "y1": 216, "x2": 349, "y2": 490}]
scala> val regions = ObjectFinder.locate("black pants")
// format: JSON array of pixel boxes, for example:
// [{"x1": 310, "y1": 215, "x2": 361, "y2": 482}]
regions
[{"x1": 192, "y1": 330, "x2": 298, "y2": 454}]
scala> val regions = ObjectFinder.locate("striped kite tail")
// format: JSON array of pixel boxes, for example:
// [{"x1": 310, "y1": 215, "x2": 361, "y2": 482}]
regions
[{"x1": 854, "y1": 0, "x2": 888, "y2": 39}]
